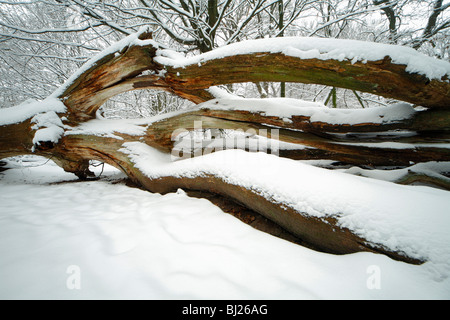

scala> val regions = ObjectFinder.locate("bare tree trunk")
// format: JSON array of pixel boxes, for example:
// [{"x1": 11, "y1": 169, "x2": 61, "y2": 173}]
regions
[
  {"x1": 277, "y1": 0, "x2": 286, "y2": 97},
  {"x1": 412, "y1": 0, "x2": 449, "y2": 49},
  {"x1": 373, "y1": 0, "x2": 398, "y2": 44}
]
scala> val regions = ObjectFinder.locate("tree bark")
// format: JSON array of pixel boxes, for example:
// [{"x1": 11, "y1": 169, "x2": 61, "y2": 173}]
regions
[{"x1": 164, "y1": 53, "x2": 450, "y2": 110}]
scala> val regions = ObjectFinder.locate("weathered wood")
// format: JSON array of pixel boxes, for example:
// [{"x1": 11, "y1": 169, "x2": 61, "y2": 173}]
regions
[
  {"x1": 136, "y1": 109, "x2": 450, "y2": 167},
  {"x1": 59, "y1": 45, "x2": 160, "y2": 120},
  {"x1": 53, "y1": 36, "x2": 450, "y2": 122},
  {"x1": 195, "y1": 107, "x2": 450, "y2": 133},
  {"x1": 0, "y1": 120, "x2": 35, "y2": 159},
  {"x1": 163, "y1": 54, "x2": 450, "y2": 110},
  {"x1": 395, "y1": 171, "x2": 450, "y2": 190},
  {"x1": 56, "y1": 34, "x2": 214, "y2": 121}
]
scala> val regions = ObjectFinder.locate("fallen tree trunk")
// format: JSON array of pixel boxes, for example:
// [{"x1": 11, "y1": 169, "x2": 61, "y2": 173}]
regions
[
  {"x1": 1, "y1": 29, "x2": 450, "y2": 264},
  {"x1": 10, "y1": 126, "x2": 423, "y2": 264},
  {"x1": 49, "y1": 29, "x2": 450, "y2": 122},
  {"x1": 164, "y1": 53, "x2": 450, "y2": 110},
  {"x1": 0, "y1": 106, "x2": 446, "y2": 264}
]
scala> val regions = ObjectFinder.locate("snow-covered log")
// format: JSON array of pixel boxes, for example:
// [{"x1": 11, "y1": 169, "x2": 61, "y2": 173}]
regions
[
  {"x1": 1, "y1": 29, "x2": 450, "y2": 264},
  {"x1": 160, "y1": 39, "x2": 450, "y2": 110},
  {"x1": 49, "y1": 29, "x2": 450, "y2": 122}
]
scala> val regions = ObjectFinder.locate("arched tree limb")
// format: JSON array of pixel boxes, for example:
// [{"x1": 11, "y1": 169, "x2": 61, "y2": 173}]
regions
[
  {"x1": 162, "y1": 53, "x2": 450, "y2": 110},
  {"x1": 52, "y1": 30, "x2": 450, "y2": 123}
]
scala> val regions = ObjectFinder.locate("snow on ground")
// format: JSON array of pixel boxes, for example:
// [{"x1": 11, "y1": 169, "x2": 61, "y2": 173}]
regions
[{"x1": 1, "y1": 156, "x2": 449, "y2": 299}]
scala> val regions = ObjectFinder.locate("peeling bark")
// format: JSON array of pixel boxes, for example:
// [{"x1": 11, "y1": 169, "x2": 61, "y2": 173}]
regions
[{"x1": 164, "y1": 54, "x2": 450, "y2": 110}]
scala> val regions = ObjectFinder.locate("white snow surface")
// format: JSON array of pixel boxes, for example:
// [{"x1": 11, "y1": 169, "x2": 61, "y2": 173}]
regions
[
  {"x1": 343, "y1": 162, "x2": 450, "y2": 184},
  {"x1": 65, "y1": 118, "x2": 149, "y2": 140},
  {"x1": 156, "y1": 36, "x2": 450, "y2": 80},
  {"x1": 1, "y1": 156, "x2": 450, "y2": 299},
  {"x1": 0, "y1": 97, "x2": 66, "y2": 126},
  {"x1": 31, "y1": 111, "x2": 66, "y2": 147},
  {"x1": 198, "y1": 98, "x2": 417, "y2": 125}
]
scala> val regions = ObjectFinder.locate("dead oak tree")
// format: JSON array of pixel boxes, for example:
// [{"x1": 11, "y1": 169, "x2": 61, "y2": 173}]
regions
[{"x1": 1, "y1": 29, "x2": 449, "y2": 264}]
